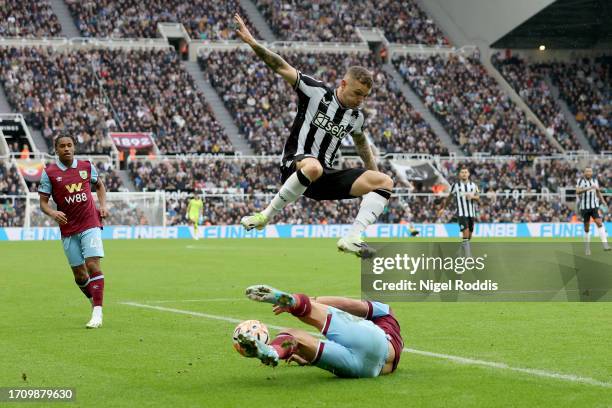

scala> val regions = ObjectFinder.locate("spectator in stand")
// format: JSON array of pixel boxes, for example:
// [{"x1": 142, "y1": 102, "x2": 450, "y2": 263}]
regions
[
  {"x1": 393, "y1": 54, "x2": 557, "y2": 155},
  {"x1": 65, "y1": 0, "x2": 259, "y2": 40},
  {"x1": 254, "y1": 0, "x2": 448, "y2": 45},
  {"x1": 0, "y1": 161, "x2": 27, "y2": 227},
  {"x1": 0, "y1": 0, "x2": 61, "y2": 37},
  {"x1": 0, "y1": 47, "x2": 231, "y2": 155},
  {"x1": 492, "y1": 53, "x2": 581, "y2": 151},
  {"x1": 548, "y1": 58, "x2": 611, "y2": 152}
]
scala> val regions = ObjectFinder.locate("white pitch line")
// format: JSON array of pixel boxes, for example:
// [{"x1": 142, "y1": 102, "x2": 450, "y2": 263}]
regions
[
  {"x1": 147, "y1": 298, "x2": 250, "y2": 304},
  {"x1": 120, "y1": 302, "x2": 612, "y2": 389}
]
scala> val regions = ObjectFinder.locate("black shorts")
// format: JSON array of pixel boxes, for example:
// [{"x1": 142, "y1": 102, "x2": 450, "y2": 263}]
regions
[
  {"x1": 280, "y1": 160, "x2": 366, "y2": 201},
  {"x1": 457, "y1": 216, "x2": 475, "y2": 233},
  {"x1": 581, "y1": 208, "x2": 600, "y2": 223}
]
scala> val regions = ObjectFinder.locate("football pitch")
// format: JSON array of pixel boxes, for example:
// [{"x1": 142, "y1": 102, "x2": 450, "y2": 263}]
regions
[{"x1": 1, "y1": 238, "x2": 611, "y2": 407}]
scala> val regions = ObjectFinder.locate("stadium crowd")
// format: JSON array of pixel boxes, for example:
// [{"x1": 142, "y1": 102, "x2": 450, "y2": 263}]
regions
[
  {"x1": 0, "y1": 47, "x2": 115, "y2": 154},
  {"x1": 492, "y1": 54, "x2": 581, "y2": 151},
  {"x1": 128, "y1": 157, "x2": 413, "y2": 194},
  {"x1": 393, "y1": 54, "x2": 557, "y2": 155},
  {"x1": 127, "y1": 157, "x2": 591, "y2": 225},
  {"x1": 97, "y1": 48, "x2": 231, "y2": 153},
  {"x1": 0, "y1": 47, "x2": 231, "y2": 154},
  {"x1": 65, "y1": 0, "x2": 258, "y2": 40},
  {"x1": 0, "y1": 161, "x2": 26, "y2": 227},
  {"x1": 201, "y1": 50, "x2": 447, "y2": 155},
  {"x1": 548, "y1": 58, "x2": 611, "y2": 152},
  {"x1": 254, "y1": 0, "x2": 448, "y2": 45},
  {"x1": 165, "y1": 193, "x2": 576, "y2": 226},
  {"x1": 0, "y1": 0, "x2": 61, "y2": 37}
]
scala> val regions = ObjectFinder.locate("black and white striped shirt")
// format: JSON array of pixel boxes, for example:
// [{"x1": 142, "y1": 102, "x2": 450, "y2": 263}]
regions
[
  {"x1": 576, "y1": 178, "x2": 600, "y2": 210},
  {"x1": 450, "y1": 181, "x2": 479, "y2": 217},
  {"x1": 282, "y1": 72, "x2": 365, "y2": 167}
]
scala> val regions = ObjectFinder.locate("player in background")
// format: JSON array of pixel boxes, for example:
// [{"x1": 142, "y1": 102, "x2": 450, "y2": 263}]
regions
[
  {"x1": 236, "y1": 284, "x2": 403, "y2": 378},
  {"x1": 437, "y1": 167, "x2": 479, "y2": 257},
  {"x1": 186, "y1": 194, "x2": 204, "y2": 240},
  {"x1": 576, "y1": 167, "x2": 610, "y2": 255},
  {"x1": 38, "y1": 135, "x2": 108, "y2": 328},
  {"x1": 233, "y1": 14, "x2": 393, "y2": 258}
]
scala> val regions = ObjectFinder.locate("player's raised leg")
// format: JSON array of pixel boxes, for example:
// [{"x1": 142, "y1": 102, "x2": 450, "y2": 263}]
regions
[
  {"x1": 241, "y1": 158, "x2": 322, "y2": 230},
  {"x1": 338, "y1": 170, "x2": 393, "y2": 257}
]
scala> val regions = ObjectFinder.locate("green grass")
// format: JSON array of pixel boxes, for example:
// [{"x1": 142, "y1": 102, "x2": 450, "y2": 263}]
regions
[{"x1": 1, "y1": 239, "x2": 611, "y2": 407}]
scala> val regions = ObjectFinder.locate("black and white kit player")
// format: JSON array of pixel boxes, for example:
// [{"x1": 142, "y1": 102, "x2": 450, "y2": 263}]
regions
[
  {"x1": 576, "y1": 167, "x2": 610, "y2": 255},
  {"x1": 438, "y1": 167, "x2": 479, "y2": 257},
  {"x1": 233, "y1": 14, "x2": 394, "y2": 257}
]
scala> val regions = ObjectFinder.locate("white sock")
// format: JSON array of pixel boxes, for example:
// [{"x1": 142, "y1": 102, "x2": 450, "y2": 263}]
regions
[
  {"x1": 597, "y1": 226, "x2": 608, "y2": 244},
  {"x1": 92, "y1": 306, "x2": 103, "y2": 319},
  {"x1": 262, "y1": 170, "x2": 310, "y2": 220},
  {"x1": 584, "y1": 232, "x2": 591, "y2": 243},
  {"x1": 349, "y1": 190, "x2": 390, "y2": 237},
  {"x1": 462, "y1": 239, "x2": 472, "y2": 258}
]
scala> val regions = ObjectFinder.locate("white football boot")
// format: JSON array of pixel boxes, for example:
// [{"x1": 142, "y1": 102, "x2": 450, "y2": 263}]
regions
[
  {"x1": 337, "y1": 235, "x2": 376, "y2": 258},
  {"x1": 86, "y1": 306, "x2": 103, "y2": 329}
]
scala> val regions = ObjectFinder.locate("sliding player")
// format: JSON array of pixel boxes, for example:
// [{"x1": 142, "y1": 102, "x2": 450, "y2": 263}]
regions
[
  {"x1": 235, "y1": 285, "x2": 403, "y2": 378},
  {"x1": 38, "y1": 135, "x2": 108, "y2": 328},
  {"x1": 576, "y1": 167, "x2": 610, "y2": 255},
  {"x1": 234, "y1": 14, "x2": 393, "y2": 258},
  {"x1": 437, "y1": 167, "x2": 479, "y2": 257},
  {"x1": 186, "y1": 194, "x2": 204, "y2": 240}
]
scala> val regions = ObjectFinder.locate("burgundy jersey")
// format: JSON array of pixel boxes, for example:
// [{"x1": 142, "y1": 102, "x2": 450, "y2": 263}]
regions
[
  {"x1": 38, "y1": 159, "x2": 102, "y2": 237},
  {"x1": 366, "y1": 302, "x2": 404, "y2": 372}
]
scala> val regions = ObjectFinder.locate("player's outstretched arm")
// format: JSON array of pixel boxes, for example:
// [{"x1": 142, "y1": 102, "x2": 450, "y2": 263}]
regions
[
  {"x1": 233, "y1": 13, "x2": 298, "y2": 87},
  {"x1": 352, "y1": 133, "x2": 378, "y2": 171}
]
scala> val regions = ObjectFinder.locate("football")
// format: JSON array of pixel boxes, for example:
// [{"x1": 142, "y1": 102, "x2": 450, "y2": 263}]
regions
[{"x1": 232, "y1": 320, "x2": 270, "y2": 355}]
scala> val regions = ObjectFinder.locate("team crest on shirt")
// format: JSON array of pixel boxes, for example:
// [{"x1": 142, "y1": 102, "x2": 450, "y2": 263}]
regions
[
  {"x1": 56, "y1": 176, "x2": 62, "y2": 182},
  {"x1": 79, "y1": 170, "x2": 88, "y2": 179}
]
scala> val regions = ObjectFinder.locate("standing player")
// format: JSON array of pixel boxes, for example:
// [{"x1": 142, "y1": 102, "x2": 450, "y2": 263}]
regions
[
  {"x1": 576, "y1": 167, "x2": 610, "y2": 255},
  {"x1": 437, "y1": 167, "x2": 479, "y2": 257},
  {"x1": 186, "y1": 194, "x2": 204, "y2": 240},
  {"x1": 233, "y1": 14, "x2": 393, "y2": 257},
  {"x1": 236, "y1": 284, "x2": 403, "y2": 378},
  {"x1": 38, "y1": 135, "x2": 108, "y2": 328}
]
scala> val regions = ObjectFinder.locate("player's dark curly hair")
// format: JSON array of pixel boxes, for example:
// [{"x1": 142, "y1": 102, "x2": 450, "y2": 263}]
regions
[{"x1": 53, "y1": 135, "x2": 77, "y2": 149}]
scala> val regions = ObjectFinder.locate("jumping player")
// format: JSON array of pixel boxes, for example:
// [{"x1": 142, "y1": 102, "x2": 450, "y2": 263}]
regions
[
  {"x1": 235, "y1": 284, "x2": 403, "y2": 378},
  {"x1": 437, "y1": 167, "x2": 479, "y2": 257},
  {"x1": 38, "y1": 135, "x2": 108, "y2": 328},
  {"x1": 233, "y1": 14, "x2": 394, "y2": 257},
  {"x1": 576, "y1": 167, "x2": 610, "y2": 255},
  {"x1": 186, "y1": 194, "x2": 204, "y2": 240}
]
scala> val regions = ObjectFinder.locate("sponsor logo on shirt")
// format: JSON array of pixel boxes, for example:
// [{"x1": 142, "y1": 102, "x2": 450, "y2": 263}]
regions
[{"x1": 312, "y1": 111, "x2": 348, "y2": 140}]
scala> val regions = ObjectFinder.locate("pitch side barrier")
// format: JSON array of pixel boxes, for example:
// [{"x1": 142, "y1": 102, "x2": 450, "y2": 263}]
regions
[{"x1": 1, "y1": 222, "x2": 611, "y2": 241}]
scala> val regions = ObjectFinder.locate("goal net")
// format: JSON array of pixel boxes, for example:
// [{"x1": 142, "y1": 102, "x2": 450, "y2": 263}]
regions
[{"x1": 24, "y1": 191, "x2": 167, "y2": 228}]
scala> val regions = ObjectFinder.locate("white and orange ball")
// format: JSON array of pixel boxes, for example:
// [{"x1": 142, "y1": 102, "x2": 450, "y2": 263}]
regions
[{"x1": 232, "y1": 320, "x2": 270, "y2": 356}]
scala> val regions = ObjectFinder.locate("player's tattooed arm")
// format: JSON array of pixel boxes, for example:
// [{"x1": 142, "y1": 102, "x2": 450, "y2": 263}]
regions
[
  {"x1": 234, "y1": 13, "x2": 298, "y2": 86},
  {"x1": 352, "y1": 133, "x2": 378, "y2": 171}
]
